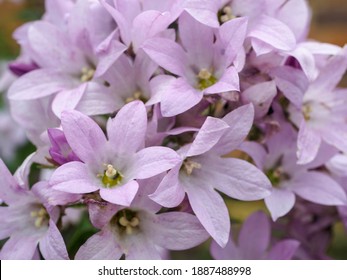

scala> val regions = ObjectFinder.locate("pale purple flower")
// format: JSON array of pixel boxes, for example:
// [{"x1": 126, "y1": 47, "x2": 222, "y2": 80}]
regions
[
  {"x1": 0, "y1": 159, "x2": 68, "y2": 260},
  {"x1": 150, "y1": 104, "x2": 272, "y2": 246},
  {"x1": 142, "y1": 12, "x2": 245, "y2": 116},
  {"x1": 50, "y1": 101, "x2": 181, "y2": 206},
  {"x1": 242, "y1": 121, "x2": 347, "y2": 221},
  {"x1": 210, "y1": 211, "x2": 300, "y2": 260},
  {"x1": 75, "y1": 177, "x2": 209, "y2": 260},
  {"x1": 287, "y1": 46, "x2": 347, "y2": 164},
  {"x1": 183, "y1": 0, "x2": 297, "y2": 55}
]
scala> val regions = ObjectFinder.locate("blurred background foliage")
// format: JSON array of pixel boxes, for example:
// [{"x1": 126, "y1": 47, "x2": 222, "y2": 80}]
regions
[{"x1": 0, "y1": 0, "x2": 346, "y2": 259}]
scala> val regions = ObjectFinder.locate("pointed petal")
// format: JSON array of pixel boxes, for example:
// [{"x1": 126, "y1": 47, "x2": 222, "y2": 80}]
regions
[
  {"x1": 241, "y1": 81, "x2": 277, "y2": 119},
  {"x1": 0, "y1": 234, "x2": 40, "y2": 260},
  {"x1": 238, "y1": 211, "x2": 270, "y2": 259},
  {"x1": 100, "y1": 0, "x2": 131, "y2": 46},
  {"x1": 94, "y1": 38, "x2": 127, "y2": 77},
  {"x1": 161, "y1": 77, "x2": 203, "y2": 117},
  {"x1": 142, "y1": 37, "x2": 188, "y2": 77},
  {"x1": 106, "y1": 100, "x2": 147, "y2": 155},
  {"x1": 267, "y1": 239, "x2": 300, "y2": 260},
  {"x1": 132, "y1": 10, "x2": 172, "y2": 51},
  {"x1": 61, "y1": 110, "x2": 107, "y2": 164},
  {"x1": 212, "y1": 104, "x2": 254, "y2": 155},
  {"x1": 219, "y1": 17, "x2": 248, "y2": 66},
  {"x1": 184, "y1": 181, "x2": 230, "y2": 247},
  {"x1": 201, "y1": 156, "x2": 271, "y2": 201},
  {"x1": 76, "y1": 82, "x2": 124, "y2": 116},
  {"x1": 8, "y1": 69, "x2": 76, "y2": 100},
  {"x1": 248, "y1": 15, "x2": 296, "y2": 51},
  {"x1": 183, "y1": 0, "x2": 220, "y2": 28},
  {"x1": 99, "y1": 180, "x2": 139, "y2": 206},
  {"x1": 309, "y1": 46, "x2": 347, "y2": 93},
  {"x1": 125, "y1": 233, "x2": 161, "y2": 260},
  {"x1": 270, "y1": 66, "x2": 308, "y2": 108},
  {"x1": 210, "y1": 234, "x2": 240, "y2": 260},
  {"x1": 130, "y1": 147, "x2": 181, "y2": 179},
  {"x1": 204, "y1": 66, "x2": 240, "y2": 94},
  {"x1": 28, "y1": 22, "x2": 84, "y2": 72},
  {"x1": 321, "y1": 124, "x2": 347, "y2": 154},
  {"x1": 75, "y1": 228, "x2": 123, "y2": 260},
  {"x1": 187, "y1": 117, "x2": 229, "y2": 157},
  {"x1": 141, "y1": 211, "x2": 209, "y2": 250},
  {"x1": 238, "y1": 141, "x2": 267, "y2": 170},
  {"x1": 179, "y1": 12, "x2": 214, "y2": 69},
  {"x1": 50, "y1": 161, "x2": 100, "y2": 194},
  {"x1": 297, "y1": 121, "x2": 321, "y2": 165},
  {"x1": 149, "y1": 165, "x2": 185, "y2": 208},
  {"x1": 52, "y1": 83, "x2": 87, "y2": 118},
  {"x1": 0, "y1": 159, "x2": 24, "y2": 204},
  {"x1": 265, "y1": 188, "x2": 296, "y2": 221},
  {"x1": 39, "y1": 220, "x2": 69, "y2": 260},
  {"x1": 290, "y1": 171, "x2": 347, "y2": 206}
]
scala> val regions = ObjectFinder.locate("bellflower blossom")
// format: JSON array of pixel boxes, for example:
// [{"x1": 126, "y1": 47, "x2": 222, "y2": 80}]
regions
[
  {"x1": 1, "y1": 0, "x2": 347, "y2": 260},
  {"x1": 210, "y1": 211, "x2": 300, "y2": 260},
  {"x1": 50, "y1": 101, "x2": 181, "y2": 206}
]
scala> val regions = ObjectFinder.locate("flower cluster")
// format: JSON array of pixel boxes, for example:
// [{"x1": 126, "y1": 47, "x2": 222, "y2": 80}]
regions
[{"x1": 1, "y1": 0, "x2": 347, "y2": 260}]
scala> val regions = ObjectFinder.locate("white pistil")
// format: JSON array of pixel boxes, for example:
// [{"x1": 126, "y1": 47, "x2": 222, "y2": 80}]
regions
[
  {"x1": 183, "y1": 159, "x2": 202, "y2": 176},
  {"x1": 119, "y1": 216, "x2": 140, "y2": 235},
  {"x1": 105, "y1": 164, "x2": 118, "y2": 179},
  {"x1": 198, "y1": 68, "x2": 212, "y2": 80},
  {"x1": 80, "y1": 67, "x2": 95, "y2": 82},
  {"x1": 220, "y1": 6, "x2": 235, "y2": 23},
  {"x1": 30, "y1": 207, "x2": 48, "y2": 228}
]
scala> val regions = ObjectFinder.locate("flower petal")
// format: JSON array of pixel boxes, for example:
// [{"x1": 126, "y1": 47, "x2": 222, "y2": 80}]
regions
[
  {"x1": 149, "y1": 165, "x2": 185, "y2": 208},
  {"x1": 141, "y1": 211, "x2": 209, "y2": 250},
  {"x1": 200, "y1": 156, "x2": 272, "y2": 201},
  {"x1": 130, "y1": 147, "x2": 181, "y2": 179},
  {"x1": 297, "y1": 121, "x2": 321, "y2": 165},
  {"x1": 0, "y1": 233, "x2": 40, "y2": 260},
  {"x1": 61, "y1": 110, "x2": 107, "y2": 164},
  {"x1": 75, "y1": 228, "x2": 123, "y2": 260},
  {"x1": 238, "y1": 211, "x2": 270, "y2": 259},
  {"x1": 187, "y1": 117, "x2": 229, "y2": 157},
  {"x1": 160, "y1": 77, "x2": 203, "y2": 117},
  {"x1": 184, "y1": 179, "x2": 230, "y2": 247},
  {"x1": 212, "y1": 104, "x2": 254, "y2": 155},
  {"x1": 265, "y1": 188, "x2": 296, "y2": 221},
  {"x1": 39, "y1": 220, "x2": 69, "y2": 260},
  {"x1": 50, "y1": 161, "x2": 100, "y2": 194},
  {"x1": 290, "y1": 171, "x2": 347, "y2": 205},
  {"x1": 106, "y1": 100, "x2": 147, "y2": 155},
  {"x1": 142, "y1": 37, "x2": 188, "y2": 77},
  {"x1": 8, "y1": 69, "x2": 76, "y2": 100},
  {"x1": 267, "y1": 239, "x2": 300, "y2": 260},
  {"x1": 99, "y1": 180, "x2": 139, "y2": 206}
]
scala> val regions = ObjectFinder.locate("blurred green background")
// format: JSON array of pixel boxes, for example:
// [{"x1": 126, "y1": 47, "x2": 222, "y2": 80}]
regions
[{"x1": 0, "y1": 0, "x2": 346, "y2": 260}]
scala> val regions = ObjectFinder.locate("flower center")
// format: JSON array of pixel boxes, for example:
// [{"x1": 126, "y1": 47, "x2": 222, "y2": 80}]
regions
[
  {"x1": 125, "y1": 90, "x2": 148, "y2": 103},
  {"x1": 219, "y1": 6, "x2": 236, "y2": 23},
  {"x1": 98, "y1": 164, "x2": 123, "y2": 188},
  {"x1": 114, "y1": 209, "x2": 140, "y2": 235},
  {"x1": 302, "y1": 103, "x2": 312, "y2": 121},
  {"x1": 80, "y1": 66, "x2": 95, "y2": 82},
  {"x1": 30, "y1": 206, "x2": 49, "y2": 228},
  {"x1": 197, "y1": 68, "x2": 217, "y2": 90},
  {"x1": 181, "y1": 158, "x2": 201, "y2": 176},
  {"x1": 266, "y1": 167, "x2": 290, "y2": 187}
]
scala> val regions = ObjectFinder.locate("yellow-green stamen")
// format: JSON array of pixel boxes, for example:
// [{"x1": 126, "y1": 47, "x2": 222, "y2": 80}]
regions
[
  {"x1": 197, "y1": 68, "x2": 217, "y2": 90},
  {"x1": 98, "y1": 164, "x2": 123, "y2": 188}
]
